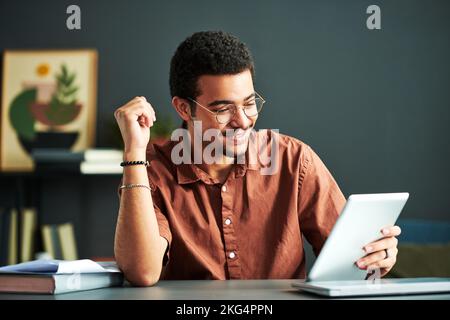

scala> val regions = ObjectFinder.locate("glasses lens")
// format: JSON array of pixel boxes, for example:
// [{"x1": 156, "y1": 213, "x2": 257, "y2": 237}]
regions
[
  {"x1": 244, "y1": 98, "x2": 264, "y2": 117},
  {"x1": 216, "y1": 108, "x2": 234, "y2": 124},
  {"x1": 217, "y1": 114, "x2": 230, "y2": 123},
  {"x1": 215, "y1": 97, "x2": 265, "y2": 123}
]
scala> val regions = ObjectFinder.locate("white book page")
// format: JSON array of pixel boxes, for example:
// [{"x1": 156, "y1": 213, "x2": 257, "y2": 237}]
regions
[
  {"x1": 57, "y1": 259, "x2": 111, "y2": 273},
  {"x1": 0, "y1": 259, "x2": 120, "y2": 274}
]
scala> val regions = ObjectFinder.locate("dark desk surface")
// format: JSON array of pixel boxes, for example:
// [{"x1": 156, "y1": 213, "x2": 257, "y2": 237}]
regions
[{"x1": 1, "y1": 280, "x2": 450, "y2": 300}]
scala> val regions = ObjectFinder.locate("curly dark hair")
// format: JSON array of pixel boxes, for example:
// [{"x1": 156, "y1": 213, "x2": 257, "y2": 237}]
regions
[{"x1": 169, "y1": 31, "x2": 255, "y2": 127}]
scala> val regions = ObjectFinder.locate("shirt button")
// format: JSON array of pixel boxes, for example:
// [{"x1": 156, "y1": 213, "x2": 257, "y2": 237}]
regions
[
  {"x1": 221, "y1": 185, "x2": 227, "y2": 192},
  {"x1": 224, "y1": 218, "x2": 231, "y2": 225},
  {"x1": 229, "y1": 251, "x2": 236, "y2": 259}
]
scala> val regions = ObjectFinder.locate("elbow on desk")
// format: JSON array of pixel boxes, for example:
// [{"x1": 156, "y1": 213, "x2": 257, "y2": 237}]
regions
[
  {"x1": 128, "y1": 273, "x2": 160, "y2": 287},
  {"x1": 116, "y1": 261, "x2": 162, "y2": 287},
  {"x1": 122, "y1": 267, "x2": 161, "y2": 287}
]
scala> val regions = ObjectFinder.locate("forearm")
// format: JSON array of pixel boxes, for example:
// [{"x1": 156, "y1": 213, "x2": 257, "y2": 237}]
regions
[{"x1": 114, "y1": 152, "x2": 165, "y2": 286}]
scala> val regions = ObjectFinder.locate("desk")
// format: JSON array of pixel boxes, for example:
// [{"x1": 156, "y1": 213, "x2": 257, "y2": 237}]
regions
[{"x1": 0, "y1": 280, "x2": 450, "y2": 300}]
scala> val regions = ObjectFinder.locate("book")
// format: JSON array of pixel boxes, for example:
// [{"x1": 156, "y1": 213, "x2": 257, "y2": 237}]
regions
[
  {"x1": 33, "y1": 149, "x2": 124, "y2": 174},
  {"x1": 80, "y1": 161, "x2": 123, "y2": 174},
  {"x1": 0, "y1": 259, "x2": 123, "y2": 294},
  {"x1": 58, "y1": 223, "x2": 78, "y2": 260},
  {"x1": 42, "y1": 223, "x2": 78, "y2": 260},
  {"x1": 84, "y1": 149, "x2": 123, "y2": 162},
  {"x1": 32, "y1": 148, "x2": 123, "y2": 163},
  {"x1": 42, "y1": 225, "x2": 56, "y2": 259},
  {"x1": 35, "y1": 159, "x2": 122, "y2": 174},
  {"x1": 32, "y1": 149, "x2": 84, "y2": 163},
  {"x1": 21, "y1": 208, "x2": 37, "y2": 262},
  {"x1": 31, "y1": 148, "x2": 124, "y2": 174},
  {"x1": 35, "y1": 162, "x2": 80, "y2": 173},
  {"x1": 42, "y1": 224, "x2": 62, "y2": 259},
  {"x1": 8, "y1": 209, "x2": 18, "y2": 265},
  {"x1": 0, "y1": 208, "x2": 9, "y2": 266}
]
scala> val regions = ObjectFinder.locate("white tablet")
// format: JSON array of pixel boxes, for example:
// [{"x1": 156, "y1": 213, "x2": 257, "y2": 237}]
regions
[{"x1": 307, "y1": 192, "x2": 409, "y2": 282}]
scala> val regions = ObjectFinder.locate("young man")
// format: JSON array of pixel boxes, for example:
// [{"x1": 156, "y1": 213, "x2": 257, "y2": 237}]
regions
[{"x1": 114, "y1": 31, "x2": 401, "y2": 286}]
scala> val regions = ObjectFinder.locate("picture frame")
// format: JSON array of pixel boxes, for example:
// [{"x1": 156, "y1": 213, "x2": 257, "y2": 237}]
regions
[{"x1": 1, "y1": 49, "x2": 98, "y2": 171}]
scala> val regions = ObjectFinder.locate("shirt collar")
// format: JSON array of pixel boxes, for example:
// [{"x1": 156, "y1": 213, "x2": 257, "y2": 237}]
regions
[
  {"x1": 175, "y1": 151, "x2": 262, "y2": 185},
  {"x1": 176, "y1": 164, "x2": 201, "y2": 184}
]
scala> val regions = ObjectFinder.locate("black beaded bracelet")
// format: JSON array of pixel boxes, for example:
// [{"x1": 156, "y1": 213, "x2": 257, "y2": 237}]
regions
[{"x1": 120, "y1": 160, "x2": 150, "y2": 167}]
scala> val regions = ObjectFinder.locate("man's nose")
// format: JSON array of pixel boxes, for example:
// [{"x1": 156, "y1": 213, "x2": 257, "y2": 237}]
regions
[{"x1": 230, "y1": 107, "x2": 252, "y2": 130}]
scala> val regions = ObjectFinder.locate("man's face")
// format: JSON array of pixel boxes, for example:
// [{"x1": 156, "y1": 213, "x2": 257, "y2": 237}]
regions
[{"x1": 191, "y1": 69, "x2": 257, "y2": 159}]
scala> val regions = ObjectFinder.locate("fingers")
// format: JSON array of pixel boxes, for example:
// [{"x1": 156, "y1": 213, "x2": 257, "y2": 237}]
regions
[
  {"x1": 130, "y1": 97, "x2": 156, "y2": 122},
  {"x1": 366, "y1": 252, "x2": 397, "y2": 271},
  {"x1": 115, "y1": 103, "x2": 152, "y2": 127},
  {"x1": 357, "y1": 250, "x2": 386, "y2": 269},
  {"x1": 363, "y1": 236, "x2": 398, "y2": 255},
  {"x1": 133, "y1": 102, "x2": 153, "y2": 128},
  {"x1": 137, "y1": 115, "x2": 149, "y2": 128},
  {"x1": 356, "y1": 225, "x2": 401, "y2": 274},
  {"x1": 357, "y1": 247, "x2": 398, "y2": 269},
  {"x1": 134, "y1": 96, "x2": 156, "y2": 122},
  {"x1": 114, "y1": 96, "x2": 157, "y2": 126},
  {"x1": 118, "y1": 96, "x2": 146, "y2": 110},
  {"x1": 381, "y1": 225, "x2": 401, "y2": 237}
]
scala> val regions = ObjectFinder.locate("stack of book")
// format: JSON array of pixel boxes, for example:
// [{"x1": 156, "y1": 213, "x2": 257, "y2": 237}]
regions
[
  {"x1": 32, "y1": 148, "x2": 123, "y2": 174},
  {"x1": 0, "y1": 259, "x2": 123, "y2": 294}
]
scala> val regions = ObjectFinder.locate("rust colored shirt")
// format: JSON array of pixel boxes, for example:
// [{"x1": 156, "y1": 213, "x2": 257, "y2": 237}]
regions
[{"x1": 139, "y1": 131, "x2": 346, "y2": 280}]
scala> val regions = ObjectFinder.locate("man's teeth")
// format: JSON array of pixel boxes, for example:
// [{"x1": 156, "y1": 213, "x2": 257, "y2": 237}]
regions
[{"x1": 234, "y1": 131, "x2": 246, "y2": 138}]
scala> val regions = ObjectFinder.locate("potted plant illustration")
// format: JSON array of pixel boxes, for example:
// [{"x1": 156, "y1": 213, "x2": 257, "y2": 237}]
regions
[{"x1": 9, "y1": 64, "x2": 83, "y2": 154}]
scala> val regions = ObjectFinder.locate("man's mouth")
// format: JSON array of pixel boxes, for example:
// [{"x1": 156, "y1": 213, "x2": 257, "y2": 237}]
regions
[{"x1": 224, "y1": 129, "x2": 250, "y2": 146}]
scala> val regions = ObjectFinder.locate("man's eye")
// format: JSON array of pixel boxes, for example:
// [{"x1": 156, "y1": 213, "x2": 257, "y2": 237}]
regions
[{"x1": 216, "y1": 108, "x2": 231, "y2": 114}]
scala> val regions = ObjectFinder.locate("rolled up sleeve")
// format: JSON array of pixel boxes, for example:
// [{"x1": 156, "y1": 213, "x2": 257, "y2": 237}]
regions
[{"x1": 150, "y1": 184, "x2": 172, "y2": 266}]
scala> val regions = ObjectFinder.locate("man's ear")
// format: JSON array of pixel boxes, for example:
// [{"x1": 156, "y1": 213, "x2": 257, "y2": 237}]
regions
[{"x1": 172, "y1": 96, "x2": 192, "y2": 122}]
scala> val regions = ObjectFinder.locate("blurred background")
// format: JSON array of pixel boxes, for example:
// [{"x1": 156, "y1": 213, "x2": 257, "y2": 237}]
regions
[{"x1": 0, "y1": 0, "x2": 449, "y2": 276}]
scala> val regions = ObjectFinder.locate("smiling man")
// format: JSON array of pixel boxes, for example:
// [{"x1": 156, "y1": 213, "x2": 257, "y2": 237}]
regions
[{"x1": 113, "y1": 31, "x2": 401, "y2": 286}]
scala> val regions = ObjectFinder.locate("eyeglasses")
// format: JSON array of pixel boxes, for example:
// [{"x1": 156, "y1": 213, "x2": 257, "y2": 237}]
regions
[{"x1": 188, "y1": 91, "x2": 266, "y2": 124}]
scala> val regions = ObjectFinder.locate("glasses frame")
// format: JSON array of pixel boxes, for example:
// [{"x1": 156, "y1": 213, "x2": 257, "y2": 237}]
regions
[{"x1": 187, "y1": 91, "x2": 266, "y2": 124}]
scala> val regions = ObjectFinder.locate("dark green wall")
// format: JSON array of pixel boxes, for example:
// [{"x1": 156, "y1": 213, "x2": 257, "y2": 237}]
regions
[{"x1": 1, "y1": 0, "x2": 449, "y2": 257}]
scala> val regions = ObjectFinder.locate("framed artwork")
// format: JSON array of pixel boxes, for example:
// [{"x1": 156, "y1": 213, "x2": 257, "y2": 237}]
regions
[{"x1": 1, "y1": 49, "x2": 98, "y2": 171}]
